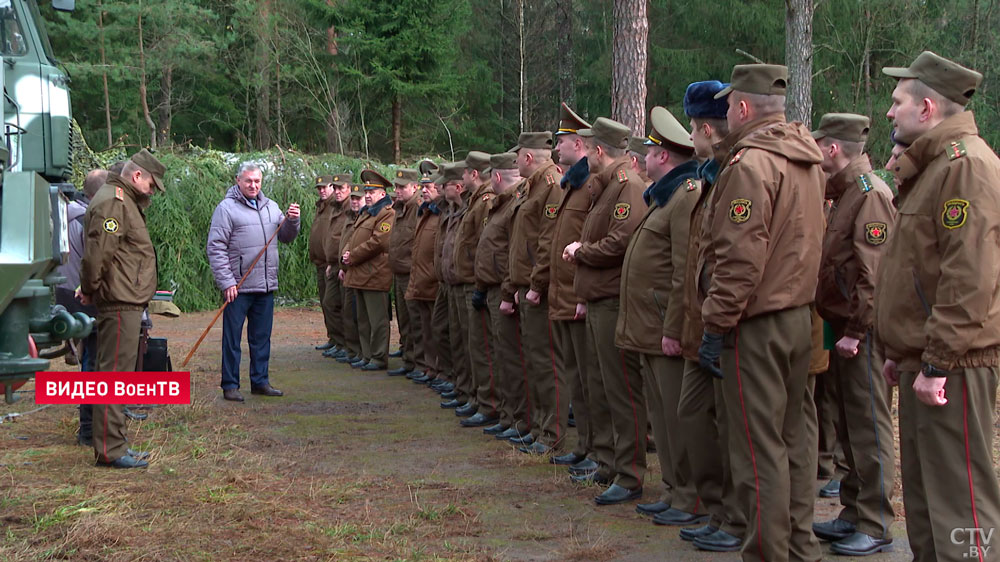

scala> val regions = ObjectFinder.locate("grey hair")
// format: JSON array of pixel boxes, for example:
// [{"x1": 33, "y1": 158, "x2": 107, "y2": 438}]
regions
[{"x1": 235, "y1": 161, "x2": 262, "y2": 179}]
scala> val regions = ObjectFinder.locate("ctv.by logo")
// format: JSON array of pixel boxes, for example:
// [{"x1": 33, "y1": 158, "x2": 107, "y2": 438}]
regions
[{"x1": 951, "y1": 527, "x2": 994, "y2": 559}]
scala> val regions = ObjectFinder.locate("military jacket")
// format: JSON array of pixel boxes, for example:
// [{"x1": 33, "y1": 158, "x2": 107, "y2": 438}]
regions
[
  {"x1": 452, "y1": 179, "x2": 495, "y2": 284},
  {"x1": 548, "y1": 158, "x2": 595, "y2": 321},
  {"x1": 406, "y1": 198, "x2": 444, "y2": 302},
  {"x1": 80, "y1": 175, "x2": 157, "y2": 309},
  {"x1": 616, "y1": 160, "x2": 700, "y2": 355},
  {"x1": 323, "y1": 199, "x2": 349, "y2": 271},
  {"x1": 438, "y1": 192, "x2": 469, "y2": 286},
  {"x1": 506, "y1": 161, "x2": 562, "y2": 291},
  {"x1": 681, "y1": 159, "x2": 719, "y2": 362},
  {"x1": 875, "y1": 111, "x2": 1000, "y2": 371},
  {"x1": 308, "y1": 196, "x2": 337, "y2": 266},
  {"x1": 475, "y1": 187, "x2": 519, "y2": 297},
  {"x1": 388, "y1": 196, "x2": 421, "y2": 275},
  {"x1": 343, "y1": 196, "x2": 395, "y2": 292},
  {"x1": 816, "y1": 155, "x2": 895, "y2": 339},
  {"x1": 573, "y1": 156, "x2": 646, "y2": 302}
]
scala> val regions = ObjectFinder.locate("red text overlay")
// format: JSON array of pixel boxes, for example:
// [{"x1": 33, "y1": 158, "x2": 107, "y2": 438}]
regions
[{"x1": 35, "y1": 372, "x2": 191, "y2": 404}]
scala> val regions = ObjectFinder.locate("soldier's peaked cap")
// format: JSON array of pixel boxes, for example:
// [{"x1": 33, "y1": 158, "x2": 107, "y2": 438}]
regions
[
  {"x1": 812, "y1": 113, "x2": 871, "y2": 143},
  {"x1": 392, "y1": 168, "x2": 420, "y2": 187},
  {"x1": 715, "y1": 64, "x2": 788, "y2": 98},
  {"x1": 882, "y1": 51, "x2": 983, "y2": 106},
  {"x1": 684, "y1": 81, "x2": 730, "y2": 119},
  {"x1": 577, "y1": 117, "x2": 630, "y2": 150},
  {"x1": 349, "y1": 184, "x2": 364, "y2": 197},
  {"x1": 645, "y1": 106, "x2": 694, "y2": 150},
  {"x1": 131, "y1": 148, "x2": 166, "y2": 192},
  {"x1": 440, "y1": 163, "x2": 465, "y2": 184},
  {"x1": 465, "y1": 151, "x2": 492, "y2": 172},
  {"x1": 512, "y1": 131, "x2": 554, "y2": 151},
  {"x1": 556, "y1": 102, "x2": 591, "y2": 136},
  {"x1": 360, "y1": 169, "x2": 391, "y2": 191},
  {"x1": 314, "y1": 175, "x2": 335, "y2": 187},
  {"x1": 490, "y1": 152, "x2": 518, "y2": 170}
]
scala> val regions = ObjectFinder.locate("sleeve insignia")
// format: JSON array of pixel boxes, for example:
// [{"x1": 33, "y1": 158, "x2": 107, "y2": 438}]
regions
[
  {"x1": 115, "y1": 186, "x2": 124, "y2": 200},
  {"x1": 482, "y1": 194, "x2": 492, "y2": 202},
  {"x1": 545, "y1": 173, "x2": 556, "y2": 187},
  {"x1": 379, "y1": 222, "x2": 392, "y2": 233},
  {"x1": 613, "y1": 203, "x2": 630, "y2": 220},
  {"x1": 947, "y1": 140, "x2": 968, "y2": 161},
  {"x1": 942, "y1": 198, "x2": 969, "y2": 229},
  {"x1": 864, "y1": 222, "x2": 887, "y2": 245},
  {"x1": 729, "y1": 198, "x2": 752, "y2": 223},
  {"x1": 856, "y1": 174, "x2": 873, "y2": 193},
  {"x1": 103, "y1": 218, "x2": 120, "y2": 233},
  {"x1": 728, "y1": 148, "x2": 748, "y2": 166},
  {"x1": 685, "y1": 178, "x2": 698, "y2": 192},
  {"x1": 617, "y1": 169, "x2": 628, "y2": 183},
  {"x1": 544, "y1": 204, "x2": 559, "y2": 219}
]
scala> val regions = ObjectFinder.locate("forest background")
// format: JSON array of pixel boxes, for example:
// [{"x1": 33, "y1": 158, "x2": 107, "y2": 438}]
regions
[{"x1": 38, "y1": 0, "x2": 1000, "y2": 310}]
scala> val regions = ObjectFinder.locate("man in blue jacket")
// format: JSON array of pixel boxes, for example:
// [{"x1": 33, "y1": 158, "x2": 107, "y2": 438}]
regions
[{"x1": 207, "y1": 162, "x2": 300, "y2": 402}]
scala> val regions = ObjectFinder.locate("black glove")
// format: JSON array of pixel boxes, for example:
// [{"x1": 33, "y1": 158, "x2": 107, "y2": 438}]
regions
[
  {"x1": 699, "y1": 331, "x2": 724, "y2": 379},
  {"x1": 471, "y1": 289, "x2": 488, "y2": 311},
  {"x1": 920, "y1": 362, "x2": 949, "y2": 378}
]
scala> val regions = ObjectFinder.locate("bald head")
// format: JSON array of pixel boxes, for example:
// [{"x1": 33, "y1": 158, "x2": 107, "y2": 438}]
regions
[{"x1": 83, "y1": 169, "x2": 109, "y2": 199}]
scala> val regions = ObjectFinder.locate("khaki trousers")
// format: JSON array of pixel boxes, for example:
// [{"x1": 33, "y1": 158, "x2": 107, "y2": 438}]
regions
[
  {"x1": 357, "y1": 289, "x2": 389, "y2": 367},
  {"x1": 318, "y1": 266, "x2": 343, "y2": 346},
  {"x1": 431, "y1": 286, "x2": 453, "y2": 381},
  {"x1": 721, "y1": 305, "x2": 819, "y2": 562},
  {"x1": 586, "y1": 297, "x2": 646, "y2": 490},
  {"x1": 815, "y1": 372, "x2": 850, "y2": 480},
  {"x1": 93, "y1": 308, "x2": 142, "y2": 463},
  {"x1": 341, "y1": 285, "x2": 361, "y2": 358},
  {"x1": 678, "y1": 359, "x2": 746, "y2": 537},
  {"x1": 518, "y1": 288, "x2": 564, "y2": 448},
  {"x1": 409, "y1": 299, "x2": 436, "y2": 375},
  {"x1": 552, "y1": 319, "x2": 591, "y2": 458},
  {"x1": 465, "y1": 284, "x2": 499, "y2": 418},
  {"x1": 899, "y1": 367, "x2": 1000, "y2": 562},
  {"x1": 393, "y1": 274, "x2": 415, "y2": 369},
  {"x1": 829, "y1": 332, "x2": 895, "y2": 538},
  {"x1": 447, "y1": 284, "x2": 473, "y2": 403},
  {"x1": 642, "y1": 354, "x2": 700, "y2": 512},
  {"x1": 488, "y1": 286, "x2": 530, "y2": 433}
]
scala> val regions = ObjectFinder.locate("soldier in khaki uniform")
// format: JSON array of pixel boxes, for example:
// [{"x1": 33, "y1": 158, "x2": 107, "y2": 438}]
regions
[
  {"x1": 453, "y1": 152, "x2": 499, "y2": 427},
  {"x1": 877, "y1": 51, "x2": 1000, "y2": 562},
  {"x1": 437, "y1": 164, "x2": 474, "y2": 409},
  {"x1": 387, "y1": 168, "x2": 422, "y2": 376},
  {"x1": 341, "y1": 171, "x2": 396, "y2": 370},
  {"x1": 626, "y1": 136, "x2": 650, "y2": 183},
  {"x1": 405, "y1": 167, "x2": 444, "y2": 385},
  {"x1": 314, "y1": 175, "x2": 351, "y2": 358},
  {"x1": 309, "y1": 175, "x2": 340, "y2": 351},
  {"x1": 677, "y1": 80, "x2": 748, "y2": 550},
  {"x1": 698, "y1": 64, "x2": 825, "y2": 561},
  {"x1": 563, "y1": 117, "x2": 648, "y2": 505},
  {"x1": 809, "y1": 113, "x2": 897, "y2": 556},
  {"x1": 79, "y1": 149, "x2": 166, "y2": 469},
  {"x1": 503, "y1": 131, "x2": 564, "y2": 453},
  {"x1": 548, "y1": 104, "x2": 599, "y2": 470},
  {"x1": 473, "y1": 153, "x2": 528, "y2": 436},
  {"x1": 616, "y1": 106, "x2": 705, "y2": 525},
  {"x1": 334, "y1": 185, "x2": 365, "y2": 364}
]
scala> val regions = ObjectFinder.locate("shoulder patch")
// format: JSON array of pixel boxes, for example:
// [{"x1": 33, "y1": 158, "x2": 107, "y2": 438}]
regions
[
  {"x1": 864, "y1": 222, "x2": 887, "y2": 245},
  {"x1": 545, "y1": 173, "x2": 556, "y2": 187},
  {"x1": 613, "y1": 203, "x2": 630, "y2": 221},
  {"x1": 103, "y1": 217, "x2": 120, "y2": 233},
  {"x1": 482, "y1": 193, "x2": 493, "y2": 202},
  {"x1": 729, "y1": 198, "x2": 752, "y2": 223},
  {"x1": 942, "y1": 199, "x2": 969, "y2": 229},
  {"x1": 729, "y1": 148, "x2": 748, "y2": 166},
  {"x1": 544, "y1": 204, "x2": 559, "y2": 219},
  {"x1": 947, "y1": 140, "x2": 968, "y2": 161},
  {"x1": 379, "y1": 222, "x2": 392, "y2": 233},
  {"x1": 856, "y1": 174, "x2": 873, "y2": 193},
  {"x1": 617, "y1": 169, "x2": 628, "y2": 183},
  {"x1": 115, "y1": 186, "x2": 124, "y2": 201},
  {"x1": 684, "y1": 178, "x2": 698, "y2": 192}
]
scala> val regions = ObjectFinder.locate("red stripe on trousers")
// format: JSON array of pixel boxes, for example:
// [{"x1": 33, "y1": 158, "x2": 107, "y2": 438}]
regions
[
  {"x1": 734, "y1": 329, "x2": 764, "y2": 561},
  {"x1": 547, "y1": 319, "x2": 560, "y2": 441},
  {"x1": 962, "y1": 379, "x2": 985, "y2": 562}
]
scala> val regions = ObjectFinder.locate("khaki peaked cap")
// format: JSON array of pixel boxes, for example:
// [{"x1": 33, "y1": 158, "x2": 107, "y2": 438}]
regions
[
  {"x1": 812, "y1": 113, "x2": 870, "y2": 143},
  {"x1": 465, "y1": 151, "x2": 491, "y2": 172},
  {"x1": 349, "y1": 184, "x2": 364, "y2": 197},
  {"x1": 628, "y1": 136, "x2": 649, "y2": 156},
  {"x1": 490, "y1": 152, "x2": 518, "y2": 170},
  {"x1": 577, "y1": 117, "x2": 631, "y2": 149},
  {"x1": 131, "y1": 149, "x2": 166, "y2": 191},
  {"x1": 439, "y1": 163, "x2": 465, "y2": 184},
  {"x1": 882, "y1": 51, "x2": 982, "y2": 106},
  {"x1": 361, "y1": 169, "x2": 391, "y2": 191},
  {"x1": 513, "y1": 131, "x2": 554, "y2": 151},
  {"x1": 716, "y1": 64, "x2": 788, "y2": 98},
  {"x1": 392, "y1": 168, "x2": 420, "y2": 187},
  {"x1": 556, "y1": 102, "x2": 591, "y2": 136},
  {"x1": 645, "y1": 106, "x2": 694, "y2": 150}
]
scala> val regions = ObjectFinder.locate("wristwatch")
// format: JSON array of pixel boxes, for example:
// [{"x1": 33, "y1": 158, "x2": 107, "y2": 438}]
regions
[{"x1": 921, "y1": 362, "x2": 949, "y2": 378}]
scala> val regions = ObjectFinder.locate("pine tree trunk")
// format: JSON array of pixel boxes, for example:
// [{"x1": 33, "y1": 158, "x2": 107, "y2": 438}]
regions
[
  {"x1": 98, "y1": 0, "x2": 112, "y2": 149},
  {"x1": 517, "y1": 0, "x2": 525, "y2": 132},
  {"x1": 157, "y1": 65, "x2": 172, "y2": 147},
  {"x1": 254, "y1": 0, "x2": 273, "y2": 149},
  {"x1": 137, "y1": 4, "x2": 157, "y2": 150},
  {"x1": 611, "y1": 0, "x2": 648, "y2": 134},
  {"x1": 556, "y1": 0, "x2": 575, "y2": 106},
  {"x1": 392, "y1": 96, "x2": 402, "y2": 164},
  {"x1": 785, "y1": 0, "x2": 814, "y2": 126}
]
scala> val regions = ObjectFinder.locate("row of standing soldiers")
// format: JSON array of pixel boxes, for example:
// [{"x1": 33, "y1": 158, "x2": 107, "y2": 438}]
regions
[{"x1": 308, "y1": 53, "x2": 1000, "y2": 562}]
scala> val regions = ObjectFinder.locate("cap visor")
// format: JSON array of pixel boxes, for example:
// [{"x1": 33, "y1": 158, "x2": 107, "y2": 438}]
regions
[
  {"x1": 154, "y1": 177, "x2": 165, "y2": 192},
  {"x1": 577, "y1": 128, "x2": 594, "y2": 137},
  {"x1": 713, "y1": 85, "x2": 734, "y2": 100},
  {"x1": 810, "y1": 130, "x2": 826, "y2": 140},
  {"x1": 881, "y1": 66, "x2": 916, "y2": 78}
]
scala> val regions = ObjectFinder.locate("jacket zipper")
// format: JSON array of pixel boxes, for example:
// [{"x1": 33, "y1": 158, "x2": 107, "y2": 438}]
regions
[{"x1": 256, "y1": 203, "x2": 269, "y2": 292}]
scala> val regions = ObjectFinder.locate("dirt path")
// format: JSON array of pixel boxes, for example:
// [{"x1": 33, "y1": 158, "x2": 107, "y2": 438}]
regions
[{"x1": 1, "y1": 307, "x2": 913, "y2": 561}]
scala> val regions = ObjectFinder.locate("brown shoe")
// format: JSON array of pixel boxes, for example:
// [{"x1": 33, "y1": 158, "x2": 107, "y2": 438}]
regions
[
  {"x1": 250, "y1": 384, "x2": 283, "y2": 397},
  {"x1": 223, "y1": 388, "x2": 244, "y2": 402}
]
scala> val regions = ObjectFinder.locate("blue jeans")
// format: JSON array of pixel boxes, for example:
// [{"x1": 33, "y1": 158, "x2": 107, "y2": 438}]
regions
[
  {"x1": 221, "y1": 292, "x2": 274, "y2": 390},
  {"x1": 78, "y1": 333, "x2": 97, "y2": 439}
]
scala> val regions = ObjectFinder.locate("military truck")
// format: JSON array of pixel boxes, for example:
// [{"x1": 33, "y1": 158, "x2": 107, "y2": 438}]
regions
[{"x1": 0, "y1": 0, "x2": 92, "y2": 404}]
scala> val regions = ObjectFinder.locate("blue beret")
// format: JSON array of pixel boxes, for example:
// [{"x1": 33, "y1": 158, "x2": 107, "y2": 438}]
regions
[{"x1": 684, "y1": 81, "x2": 730, "y2": 119}]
